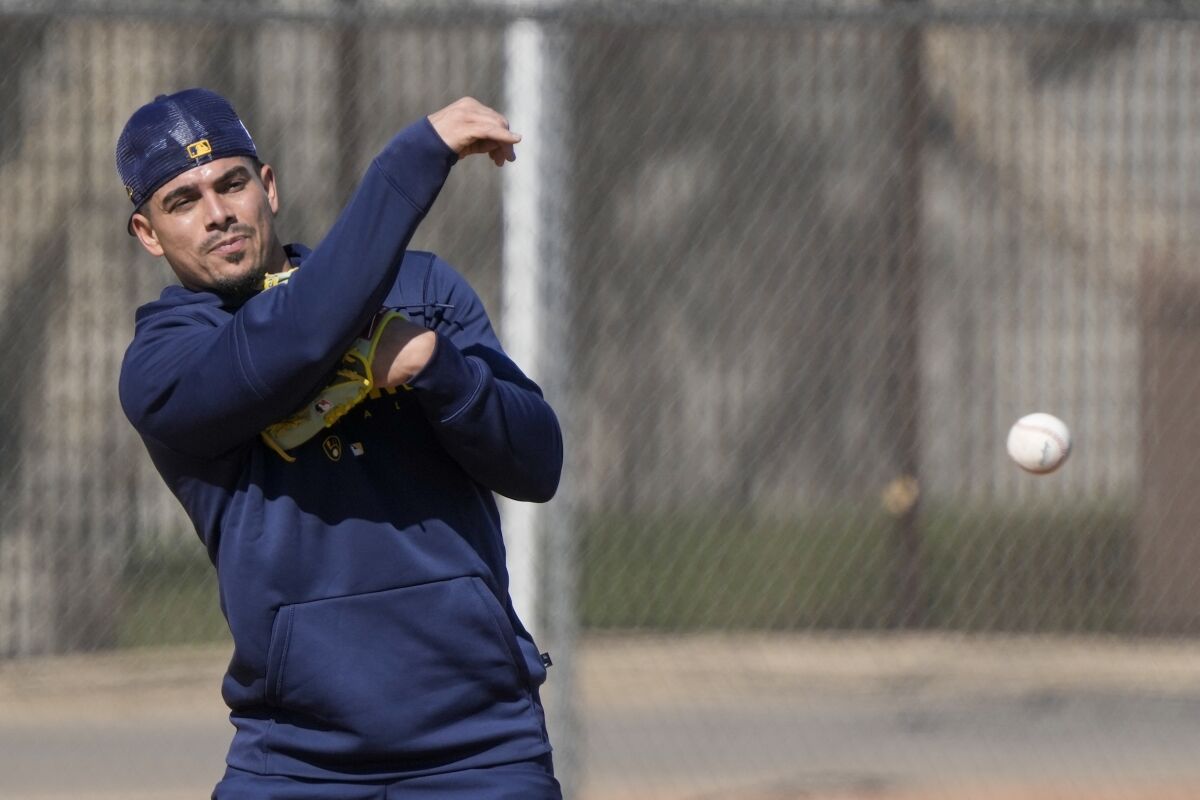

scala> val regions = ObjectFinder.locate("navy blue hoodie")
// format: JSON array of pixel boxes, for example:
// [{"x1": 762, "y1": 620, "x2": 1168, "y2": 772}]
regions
[{"x1": 119, "y1": 118, "x2": 563, "y2": 780}]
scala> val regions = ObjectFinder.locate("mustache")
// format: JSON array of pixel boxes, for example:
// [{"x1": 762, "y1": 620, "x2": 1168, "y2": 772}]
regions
[{"x1": 202, "y1": 225, "x2": 255, "y2": 253}]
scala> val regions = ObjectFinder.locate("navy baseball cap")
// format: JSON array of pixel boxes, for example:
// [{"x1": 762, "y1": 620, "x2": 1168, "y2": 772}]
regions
[{"x1": 116, "y1": 88, "x2": 258, "y2": 231}]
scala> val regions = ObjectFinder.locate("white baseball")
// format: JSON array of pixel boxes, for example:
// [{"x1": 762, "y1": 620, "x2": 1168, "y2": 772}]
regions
[{"x1": 1006, "y1": 413, "x2": 1071, "y2": 474}]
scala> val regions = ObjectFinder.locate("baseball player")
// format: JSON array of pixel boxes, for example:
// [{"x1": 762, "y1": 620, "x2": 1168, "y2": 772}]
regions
[{"x1": 115, "y1": 88, "x2": 564, "y2": 799}]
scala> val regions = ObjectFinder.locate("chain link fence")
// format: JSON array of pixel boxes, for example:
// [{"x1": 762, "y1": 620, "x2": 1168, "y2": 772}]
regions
[{"x1": 4, "y1": 0, "x2": 1200, "y2": 796}]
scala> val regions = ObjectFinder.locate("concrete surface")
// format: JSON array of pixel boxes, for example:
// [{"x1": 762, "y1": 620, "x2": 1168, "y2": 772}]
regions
[{"x1": 3, "y1": 634, "x2": 1200, "y2": 799}]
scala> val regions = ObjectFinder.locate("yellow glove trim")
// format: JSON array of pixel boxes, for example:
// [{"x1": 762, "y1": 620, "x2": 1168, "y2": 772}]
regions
[
  {"x1": 260, "y1": 310, "x2": 406, "y2": 459},
  {"x1": 262, "y1": 268, "x2": 299, "y2": 291}
]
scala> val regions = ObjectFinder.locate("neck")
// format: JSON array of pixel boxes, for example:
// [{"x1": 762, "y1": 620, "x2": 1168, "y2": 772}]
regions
[{"x1": 265, "y1": 240, "x2": 290, "y2": 274}]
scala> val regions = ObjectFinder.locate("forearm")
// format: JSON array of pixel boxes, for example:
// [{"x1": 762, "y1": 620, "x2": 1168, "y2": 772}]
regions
[
  {"x1": 406, "y1": 335, "x2": 563, "y2": 502},
  {"x1": 237, "y1": 119, "x2": 455, "y2": 395}
]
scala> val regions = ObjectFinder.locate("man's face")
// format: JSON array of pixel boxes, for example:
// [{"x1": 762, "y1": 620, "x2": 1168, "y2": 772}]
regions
[{"x1": 130, "y1": 157, "x2": 284, "y2": 301}]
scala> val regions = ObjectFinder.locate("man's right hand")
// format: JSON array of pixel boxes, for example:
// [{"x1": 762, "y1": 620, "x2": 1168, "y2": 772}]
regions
[{"x1": 428, "y1": 97, "x2": 521, "y2": 167}]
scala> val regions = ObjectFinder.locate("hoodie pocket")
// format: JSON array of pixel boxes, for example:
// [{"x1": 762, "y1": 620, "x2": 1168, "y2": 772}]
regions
[{"x1": 263, "y1": 576, "x2": 533, "y2": 762}]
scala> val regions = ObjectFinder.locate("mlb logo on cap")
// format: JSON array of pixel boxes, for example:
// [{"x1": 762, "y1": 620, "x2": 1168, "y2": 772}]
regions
[
  {"x1": 185, "y1": 139, "x2": 213, "y2": 160},
  {"x1": 115, "y1": 88, "x2": 258, "y2": 226}
]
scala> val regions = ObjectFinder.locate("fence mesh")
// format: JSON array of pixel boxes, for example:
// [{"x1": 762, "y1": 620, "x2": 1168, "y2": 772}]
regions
[{"x1": 4, "y1": 1, "x2": 1200, "y2": 797}]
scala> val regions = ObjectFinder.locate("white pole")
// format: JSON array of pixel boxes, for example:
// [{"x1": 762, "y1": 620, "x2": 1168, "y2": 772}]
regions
[
  {"x1": 502, "y1": 12, "x2": 578, "y2": 789},
  {"x1": 501, "y1": 16, "x2": 548, "y2": 631}
]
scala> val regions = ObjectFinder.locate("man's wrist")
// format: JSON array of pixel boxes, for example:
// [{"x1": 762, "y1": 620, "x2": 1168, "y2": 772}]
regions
[
  {"x1": 372, "y1": 118, "x2": 458, "y2": 211},
  {"x1": 373, "y1": 324, "x2": 437, "y2": 389}
]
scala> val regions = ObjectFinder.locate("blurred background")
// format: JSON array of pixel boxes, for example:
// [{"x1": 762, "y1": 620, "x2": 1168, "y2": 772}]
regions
[{"x1": 4, "y1": 0, "x2": 1200, "y2": 798}]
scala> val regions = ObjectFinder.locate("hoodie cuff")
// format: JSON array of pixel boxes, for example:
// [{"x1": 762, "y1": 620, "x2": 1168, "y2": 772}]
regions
[{"x1": 372, "y1": 117, "x2": 459, "y2": 212}]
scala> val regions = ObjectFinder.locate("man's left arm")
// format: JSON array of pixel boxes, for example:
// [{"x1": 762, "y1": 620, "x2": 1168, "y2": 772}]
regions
[{"x1": 374, "y1": 256, "x2": 563, "y2": 503}]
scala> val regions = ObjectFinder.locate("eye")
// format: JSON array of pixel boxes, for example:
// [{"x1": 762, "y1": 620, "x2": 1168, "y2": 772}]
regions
[
  {"x1": 225, "y1": 179, "x2": 247, "y2": 192},
  {"x1": 169, "y1": 197, "x2": 195, "y2": 213}
]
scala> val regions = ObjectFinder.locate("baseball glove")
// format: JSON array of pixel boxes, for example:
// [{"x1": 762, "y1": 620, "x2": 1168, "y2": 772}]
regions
[{"x1": 258, "y1": 269, "x2": 404, "y2": 462}]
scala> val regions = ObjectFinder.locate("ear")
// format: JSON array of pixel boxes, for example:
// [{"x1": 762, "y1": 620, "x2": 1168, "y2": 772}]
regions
[
  {"x1": 259, "y1": 162, "x2": 280, "y2": 215},
  {"x1": 130, "y1": 210, "x2": 164, "y2": 257}
]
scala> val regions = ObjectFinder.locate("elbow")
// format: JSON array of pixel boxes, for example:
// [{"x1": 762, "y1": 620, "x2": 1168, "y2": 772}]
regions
[
  {"x1": 506, "y1": 477, "x2": 559, "y2": 505},
  {"x1": 502, "y1": 435, "x2": 563, "y2": 503},
  {"x1": 523, "y1": 465, "x2": 562, "y2": 504},
  {"x1": 121, "y1": 387, "x2": 172, "y2": 448},
  {"x1": 121, "y1": 390, "x2": 242, "y2": 461},
  {"x1": 531, "y1": 418, "x2": 565, "y2": 502},
  {"x1": 523, "y1": 435, "x2": 564, "y2": 503}
]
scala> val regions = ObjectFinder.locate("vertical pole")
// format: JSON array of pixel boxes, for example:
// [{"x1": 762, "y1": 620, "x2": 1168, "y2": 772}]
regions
[
  {"x1": 502, "y1": 12, "x2": 579, "y2": 790},
  {"x1": 1138, "y1": 258, "x2": 1200, "y2": 634},
  {"x1": 335, "y1": 0, "x2": 363, "y2": 205},
  {"x1": 501, "y1": 15, "x2": 548, "y2": 657},
  {"x1": 888, "y1": 2, "x2": 927, "y2": 628}
]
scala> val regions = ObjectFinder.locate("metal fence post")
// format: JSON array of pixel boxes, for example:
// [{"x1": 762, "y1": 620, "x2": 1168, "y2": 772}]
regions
[
  {"x1": 887, "y1": 0, "x2": 929, "y2": 628},
  {"x1": 501, "y1": 11, "x2": 580, "y2": 791}
]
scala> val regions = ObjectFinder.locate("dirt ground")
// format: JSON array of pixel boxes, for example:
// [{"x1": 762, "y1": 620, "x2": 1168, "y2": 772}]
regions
[{"x1": 4, "y1": 633, "x2": 1200, "y2": 799}]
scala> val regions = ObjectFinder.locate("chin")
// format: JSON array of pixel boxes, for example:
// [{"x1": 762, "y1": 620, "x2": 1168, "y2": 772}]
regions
[{"x1": 212, "y1": 260, "x2": 270, "y2": 304}]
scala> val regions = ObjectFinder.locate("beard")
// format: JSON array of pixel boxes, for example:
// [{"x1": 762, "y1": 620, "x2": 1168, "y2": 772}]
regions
[{"x1": 211, "y1": 253, "x2": 270, "y2": 306}]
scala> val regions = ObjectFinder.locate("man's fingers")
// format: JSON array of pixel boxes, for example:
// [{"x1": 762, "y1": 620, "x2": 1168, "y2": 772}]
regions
[
  {"x1": 475, "y1": 123, "x2": 521, "y2": 144},
  {"x1": 491, "y1": 141, "x2": 516, "y2": 166},
  {"x1": 460, "y1": 137, "x2": 519, "y2": 165}
]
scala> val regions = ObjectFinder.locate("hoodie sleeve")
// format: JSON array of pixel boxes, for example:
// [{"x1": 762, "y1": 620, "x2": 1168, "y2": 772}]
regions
[
  {"x1": 405, "y1": 256, "x2": 563, "y2": 503},
  {"x1": 120, "y1": 118, "x2": 457, "y2": 459}
]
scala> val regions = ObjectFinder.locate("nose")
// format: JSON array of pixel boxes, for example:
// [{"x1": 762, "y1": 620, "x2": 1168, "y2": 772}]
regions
[{"x1": 201, "y1": 191, "x2": 236, "y2": 231}]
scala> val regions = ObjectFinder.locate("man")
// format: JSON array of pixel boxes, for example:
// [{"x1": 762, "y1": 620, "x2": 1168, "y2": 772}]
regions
[{"x1": 116, "y1": 88, "x2": 564, "y2": 799}]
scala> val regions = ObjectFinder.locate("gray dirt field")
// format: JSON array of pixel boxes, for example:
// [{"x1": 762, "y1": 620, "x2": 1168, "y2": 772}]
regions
[{"x1": 3, "y1": 634, "x2": 1200, "y2": 800}]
